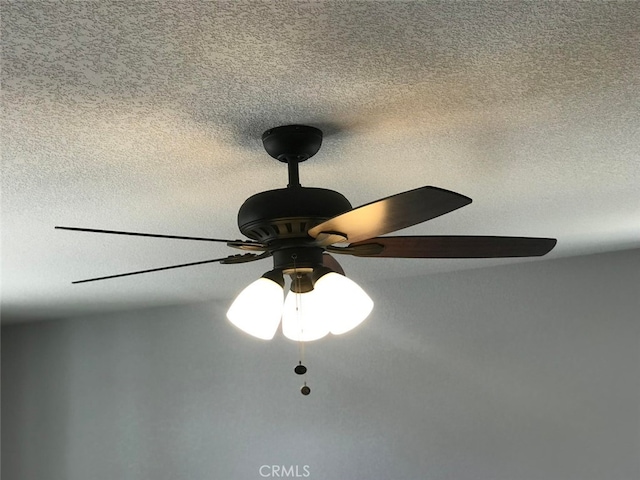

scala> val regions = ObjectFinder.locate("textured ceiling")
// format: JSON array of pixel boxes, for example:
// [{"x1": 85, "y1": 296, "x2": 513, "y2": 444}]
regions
[{"x1": 2, "y1": 1, "x2": 639, "y2": 322}]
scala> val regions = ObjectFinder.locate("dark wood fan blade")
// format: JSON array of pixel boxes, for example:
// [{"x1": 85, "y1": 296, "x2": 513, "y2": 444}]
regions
[
  {"x1": 308, "y1": 187, "x2": 471, "y2": 245},
  {"x1": 322, "y1": 253, "x2": 345, "y2": 275},
  {"x1": 339, "y1": 236, "x2": 557, "y2": 258},
  {"x1": 71, "y1": 253, "x2": 267, "y2": 284},
  {"x1": 55, "y1": 226, "x2": 263, "y2": 248}
]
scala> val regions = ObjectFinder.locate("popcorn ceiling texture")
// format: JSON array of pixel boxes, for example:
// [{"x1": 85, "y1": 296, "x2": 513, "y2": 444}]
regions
[{"x1": 2, "y1": 1, "x2": 639, "y2": 321}]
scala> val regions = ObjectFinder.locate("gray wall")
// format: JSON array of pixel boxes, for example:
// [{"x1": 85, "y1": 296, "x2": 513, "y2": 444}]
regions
[{"x1": 3, "y1": 250, "x2": 639, "y2": 480}]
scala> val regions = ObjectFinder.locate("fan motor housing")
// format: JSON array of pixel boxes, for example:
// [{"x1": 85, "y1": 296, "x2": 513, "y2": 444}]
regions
[{"x1": 238, "y1": 187, "x2": 352, "y2": 243}]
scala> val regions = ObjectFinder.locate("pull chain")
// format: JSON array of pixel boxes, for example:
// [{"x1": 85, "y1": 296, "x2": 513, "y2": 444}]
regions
[{"x1": 291, "y1": 254, "x2": 310, "y2": 395}]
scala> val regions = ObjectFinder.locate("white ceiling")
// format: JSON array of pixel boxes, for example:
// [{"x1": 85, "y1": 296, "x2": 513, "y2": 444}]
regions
[{"x1": 2, "y1": 1, "x2": 639, "y2": 322}]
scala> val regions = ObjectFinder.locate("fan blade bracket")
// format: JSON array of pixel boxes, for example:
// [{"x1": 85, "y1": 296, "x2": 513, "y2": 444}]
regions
[
  {"x1": 326, "y1": 242, "x2": 385, "y2": 256},
  {"x1": 314, "y1": 231, "x2": 348, "y2": 246},
  {"x1": 219, "y1": 252, "x2": 271, "y2": 264},
  {"x1": 322, "y1": 252, "x2": 346, "y2": 275},
  {"x1": 226, "y1": 240, "x2": 267, "y2": 251}
]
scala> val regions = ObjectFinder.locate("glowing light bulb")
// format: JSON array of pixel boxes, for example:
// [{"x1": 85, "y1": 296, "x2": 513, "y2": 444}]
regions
[
  {"x1": 227, "y1": 275, "x2": 284, "y2": 340},
  {"x1": 312, "y1": 272, "x2": 373, "y2": 335},
  {"x1": 282, "y1": 288, "x2": 330, "y2": 342}
]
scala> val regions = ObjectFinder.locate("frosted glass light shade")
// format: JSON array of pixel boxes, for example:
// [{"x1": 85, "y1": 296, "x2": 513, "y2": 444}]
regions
[
  {"x1": 282, "y1": 289, "x2": 330, "y2": 342},
  {"x1": 226, "y1": 278, "x2": 284, "y2": 340},
  {"x1": 282, "y1": 272, "x2": 373, "y2": 341},
  {"x1": 313, "y1": 272, "x2": 374, "y2": 335}
]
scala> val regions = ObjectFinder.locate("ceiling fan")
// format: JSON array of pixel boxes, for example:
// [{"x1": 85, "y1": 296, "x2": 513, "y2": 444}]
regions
[{"x1": 56, "y1": 125, "x2": 556, "y2": 342}]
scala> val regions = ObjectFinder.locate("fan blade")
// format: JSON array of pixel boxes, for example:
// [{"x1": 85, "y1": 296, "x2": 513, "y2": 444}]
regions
[
  {"x1": 308, "y1": 187, "x2": 471, "y2": 245},
  {"x1": 71, "y1": 253, "x2": 268, "y2": 284},
  {"x1": 55, "y1": 226, "x2": 264, "y2": 248},
  {"x1": 322, "y1": 253, "x2": 345, "y2": 275},
  {"x1": 335, "y1": 236, "x2": 557, "y2": 258}
]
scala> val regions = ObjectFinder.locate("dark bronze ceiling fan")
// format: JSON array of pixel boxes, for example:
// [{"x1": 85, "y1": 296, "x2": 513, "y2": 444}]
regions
[{"x1": 56, "y1": 124, "x2": 556, "y2": 285}]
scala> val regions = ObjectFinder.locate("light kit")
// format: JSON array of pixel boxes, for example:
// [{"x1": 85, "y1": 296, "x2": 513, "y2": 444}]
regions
[{"x1": 227, "y1": 264, "x2": 373, "y2": 342}]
